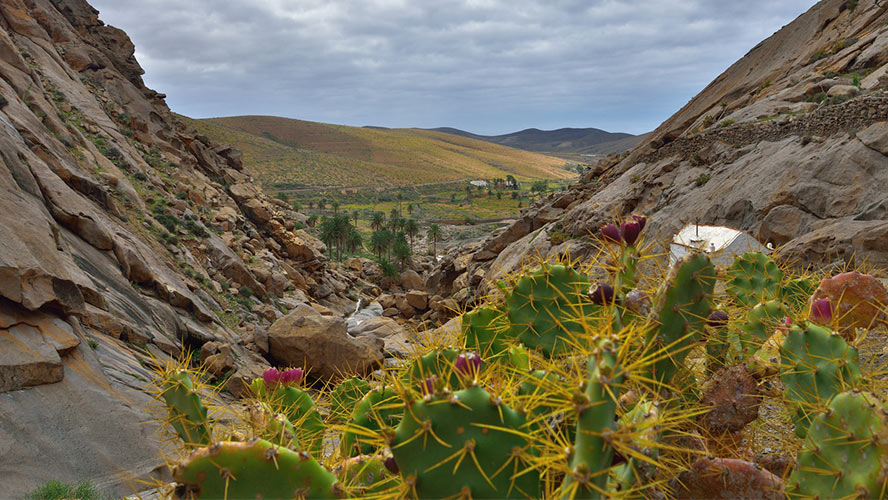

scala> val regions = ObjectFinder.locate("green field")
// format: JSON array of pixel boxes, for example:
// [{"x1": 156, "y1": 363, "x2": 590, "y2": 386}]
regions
[{"x1": 180, "y1": 115, "x2": 577, "y2": 189}]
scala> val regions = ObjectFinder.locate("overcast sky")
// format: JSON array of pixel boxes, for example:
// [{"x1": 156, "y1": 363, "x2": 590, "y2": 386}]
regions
[{"x1": 88, "y1": 0, "x2": 816, "y2": 135}]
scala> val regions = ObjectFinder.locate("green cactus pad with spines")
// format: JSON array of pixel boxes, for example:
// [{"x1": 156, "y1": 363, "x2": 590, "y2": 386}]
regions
[
  {"x1": 250, "y1": 402, "x2": 299, "y2": 450},
  {"x1": 333, "y1": 454, "x2": 397, "y2": 496},
  {"x1": 173, "y1": 439, "x2": 340, "y2": 499},
  {"x1": 407, "y1": 348, "x2": 461, "y2": 389},
  {"x1": 463, "y1": 306, "x2": 511, "y2": 361},
  {"x1": 737, "y1": 300, "x2": 788, "y2": 358},
  {"x1": 392, "y1": 385, "x2": 540, "y2": 499},
  {"x1": 341, "y1": 386, "x2": 403, "y2": 457},
  {"x1": 705, "y1": 317, "x2": 730, "y2": 373},
  {"x1": 725, "y1": 252, "x2": 783, "y2": 308},
  {"x1": 507, "y1": 344, "x2": 531, "y2": 372},
  {"x1": 329, "y1": 377, "x2": 371, "y2": 423},
  {"x1": 561, "y1": 346, "x2": 622, "y2": 499},
  {"x1": 505, "y1": 263, "x2": 598, "y2": 358},
  {"x1": 616, "y1": 246, "x2": 639, "y2": 295},
  {"x1": 781, "y1": 276, "x2": 817, "y2": 311},
  {"x1": 780, "y1": 322, "x2": 861, "y2": 437},
  {"x1": 645, "y1": 254, "x2": 716, "y2": 385},
  {"x1": 252, "y1": 379, "x2": 325, "y2": 457},
  {"x1": 789, "y1": 391, "x2": 888, "y2": 499},
  {"x1": 161, "y1": 370, "x2": 213, "y2": 447}
]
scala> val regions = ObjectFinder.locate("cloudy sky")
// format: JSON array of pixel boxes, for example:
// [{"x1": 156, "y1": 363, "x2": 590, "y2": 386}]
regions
[{"x1": 88, "y1": 0, "x2": 816, "y2": 135}]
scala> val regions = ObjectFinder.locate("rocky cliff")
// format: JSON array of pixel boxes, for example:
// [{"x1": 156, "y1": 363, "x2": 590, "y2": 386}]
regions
[
  {"x1": 0, "y1": 0, "x2": 386, "y2": 495},
  {"x1": 429, "y1": 0, "x2": 888, "y2": 306}
]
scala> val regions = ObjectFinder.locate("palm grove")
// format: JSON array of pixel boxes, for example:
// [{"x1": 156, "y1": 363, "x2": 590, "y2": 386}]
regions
[{"x1": 316, "y1": 211, "x2": 441, "y2": 273}]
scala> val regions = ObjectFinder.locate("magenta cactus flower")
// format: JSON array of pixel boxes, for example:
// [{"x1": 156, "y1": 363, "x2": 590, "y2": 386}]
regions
[
  {"x1": 620, "y1": 220, "x2": 642, "y2": 246},
  {"x1": 810, "y1": 298, "x2": 833, "y2": 323},
  {"x1": 281, "y1": 368, "x2": 303, "y2": 385},
  {"x1": 262, "y1": 367, "x2": 303, "y2": 387},
  {"x1": 600, "y1": 223, "x2": 622, "y2": 243},
  {"x1": 455, "y1": 352, "x2": 483, "y2": 377},
  {"x1": 589, "y1": 282, "x2": 615, "y2": 305}
]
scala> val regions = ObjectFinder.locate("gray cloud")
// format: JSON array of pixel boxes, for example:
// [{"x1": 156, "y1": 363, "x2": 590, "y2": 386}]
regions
[{"x1": 88, "y1": 0, "x2": 815, "y2": 134}]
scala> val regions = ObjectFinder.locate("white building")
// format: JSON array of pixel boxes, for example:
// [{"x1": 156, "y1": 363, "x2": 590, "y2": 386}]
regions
[
  {"x1": 469, "y1": 180, "x2": 489, "y2": 187},
  {"x1": 670, "y1": 224, "x2": 770, "y2": 268}
]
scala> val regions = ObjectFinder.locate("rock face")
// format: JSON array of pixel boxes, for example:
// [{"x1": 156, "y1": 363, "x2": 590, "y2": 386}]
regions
[
  {"x1": 0, "y1": 0, "x2": 376, "y2": 496},
  {"x1": 267, "y1": 304, "x2": 384, "y2": 380}
]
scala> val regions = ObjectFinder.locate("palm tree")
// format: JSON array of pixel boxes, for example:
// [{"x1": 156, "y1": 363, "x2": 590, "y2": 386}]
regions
[
  {"x1": 369, "y1": 228, "x2": 393, "y2": 261},
  {"x1": 427, "y1": 223, "x2": 442, "y2": 256},
  {"x1": 345, "y1": 227, "x2": 363, "y2": 254},
  {"x1": 393, "y1": 234, "x2": 411, "y2": 269},
  {"x1": 351, "y1": 210, "x2": 360, "y2": 227},
  {"x1": 389, "y1": 208, "x2": 400, "y2": 226},
  {"x1": 404, "y1": 219, "x2": 419, "y2": 251},
  {"x1": 307, "y1": 201, "x2": 314, "y2": 210},
  {"x1": 396, "y1": 192, "x2": 404, "y2": 215},
  {"x1": 332, "y1": 201, "x2": 340, "y2": 214},
  {"x1": 371, "y1": 211, "x2": 385, "y2": 231}
]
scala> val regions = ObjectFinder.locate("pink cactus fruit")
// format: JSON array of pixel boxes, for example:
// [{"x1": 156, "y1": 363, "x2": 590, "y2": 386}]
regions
[
  {"x1": 454, "y1": 352, "x2": 483, "y2": 378},
  {"x1": 620, "y1": 220, "x2": 642, "y2": 246}
]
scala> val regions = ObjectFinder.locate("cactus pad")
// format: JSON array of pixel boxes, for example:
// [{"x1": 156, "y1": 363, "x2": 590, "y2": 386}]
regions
[
  {"x1": 463, "y1": 306, "x2": 511, "y2": 361},
  {"x1": 161, "y1": 370, "x2": 213, "y2": 447},
  {"x1": 329, "y1": 377, "x2": 371, "y2": 423},
  {"x1": 341, "y1": 386, "x2": 403, "y2": 457},
  {"x1": 789, "y1": 391, "x2": 888, "y2": 499},
  {"x1": 392, "y1": 385, "x2": 540, "y2": 499},
  {"x1": 780, "y1": 322, "x2": 861, "y2": 437},
  {"x1": 173, "y1": 439, "x2": 340, "y2": 499},
  {"x1": 505, "y1": 263, "x2": 597, "y2": 358},
  {"x1": 726, "y1": 252, "x2": 783, "y2": 307},
  {"x1": 645, "y1": 254, "x2": 716, "y2": 385}
]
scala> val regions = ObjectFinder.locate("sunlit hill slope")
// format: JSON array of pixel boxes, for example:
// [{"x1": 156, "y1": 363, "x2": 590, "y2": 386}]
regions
[{"x1": 182, "y1": 115, "x2": 575, "y2": 189}]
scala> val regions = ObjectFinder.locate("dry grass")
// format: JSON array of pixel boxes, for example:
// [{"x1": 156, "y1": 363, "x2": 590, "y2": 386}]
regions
[{"x1": 180, "y1": 115, "x2": 574, "y2": 188}]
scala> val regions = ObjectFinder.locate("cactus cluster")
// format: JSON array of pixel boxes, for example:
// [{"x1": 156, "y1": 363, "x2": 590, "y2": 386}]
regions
[{"x1": 151, "y1": 217, "x2": 888, "y2": 499}]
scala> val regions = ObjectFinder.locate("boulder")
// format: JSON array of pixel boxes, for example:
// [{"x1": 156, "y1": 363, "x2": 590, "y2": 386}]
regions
[
  {"x1": 399, "y1": 269, "x2": 423, "y2": 290},
  {"x1": 267, "y1": 304, "x2": 383, "y2": 380},
  {"x1": 348, "y1": 316, "x2": 406, "y2": 339},
  {"x1": 405, "y1": 290, "x2": 429, "y2": 311}
]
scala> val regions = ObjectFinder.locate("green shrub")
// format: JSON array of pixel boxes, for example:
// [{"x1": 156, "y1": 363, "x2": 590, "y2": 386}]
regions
[
  {"x1": 27, "y1": 479, "x2": 103, "y2": 500},
  {"x1": 695, "y1": 173, "x2": 711, "y2": 187},
  {"x1": 155, "y1": 213, "x2": 178, "y2": 232}
]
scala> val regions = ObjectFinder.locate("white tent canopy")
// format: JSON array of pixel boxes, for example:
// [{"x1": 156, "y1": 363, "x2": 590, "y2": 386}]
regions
[{"x1": 670, "y1": 224, "x2": 770, "y2": 267}]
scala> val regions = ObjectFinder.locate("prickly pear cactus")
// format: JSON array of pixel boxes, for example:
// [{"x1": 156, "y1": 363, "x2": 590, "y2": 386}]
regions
[
  {"x1": 725, "y1": 252, "x2": 783, "y2": 308},
  {"x1": 329, "y1": 377, "x2": 371, "y2": 423},
  {"x1": 332, "y1": 453, "x2": 397, "y2": 496},
  {"x1": 645, "y1": 254, "x2": 716, "y2": 385},
  {"x1": 737, "y1": 299, "x2": 788, "y2": 359},
  {"x1": 462, "y1": 306, "x2": 510, "y2": 361},
  {"x1": 561, "y1": 344, "x2": 623, "y2": 499},
  {"x1": 249, "y1": 402, "x2": 299, "y2": 449},
  {"x1": 789, "y1": 391, "x2": 888, "y2": 499},
  {"x1": 161, "y1": 370, "x2": 213, "y2": 447},
  {"x1": 780, "y1": 322, "x2": 861, "y2": 437},
  {"x1": 252, "y1": 379, "x2": 325, "y2": 457},
  {"x1": 781, "y1": 276, "x2": 816, "y2": 311},
  {"x1": 505, "y1": 263, "x2": 598, "y2": 358},
  {"x1": 407, "y1": 348, "x2": 461, "y2": 389},
  {"x1": 809, "y1": 271, "x2": 888, "y2": 337},
  {"x1": 392, "y1": 384, "x2": 540, "y2": 499},
  {"x1": 172, "y1": 439, "x2": 340, "y2": 499},
  {"x1": 340, "y1": 386, "x2": 402, "y2": 457}
]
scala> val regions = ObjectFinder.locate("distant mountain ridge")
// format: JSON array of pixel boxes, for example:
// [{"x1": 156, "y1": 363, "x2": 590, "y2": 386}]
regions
[{"x1": 429, "y1": 126, "x2": 645, "y2": 155}]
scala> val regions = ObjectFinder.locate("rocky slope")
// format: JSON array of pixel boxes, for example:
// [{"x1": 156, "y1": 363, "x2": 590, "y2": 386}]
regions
[
  {"x1": 428, "y1": 0, "x2": 888, "y2": 307},
  {"x1": 0, "y1": 0, "x2": 414, "y2": 495}
]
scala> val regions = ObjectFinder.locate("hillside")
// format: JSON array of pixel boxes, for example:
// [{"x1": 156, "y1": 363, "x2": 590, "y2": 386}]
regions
[
  {"x1": 184, "y1": 115, "x2": 574, "y2": 189},
  {"x1": 428, "y1": 0, "x2": 888, "y2": 302},
  {"x1": 430, "y1": 126, "x2": 643, "y2": 154}
]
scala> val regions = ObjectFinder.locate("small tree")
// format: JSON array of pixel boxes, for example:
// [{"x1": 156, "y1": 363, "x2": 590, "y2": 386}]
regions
[
  {"x1": 332, "y1": 201, "x2": 340, "y2": 214},
  {"x1": 427, "y1": 223, "x2": 442, "y2": 255},
  {"x1": 370, "y1": 228, "x2": 393, "y2": 261},
  {"x1": 371, "y1": 211, "x2": 385, "y2": 231},
  {"x1": 352, "y1": 209, "x2": 360, "y2": 227},
  {"x1": 404, "y1": 218, "x2": 419, "y2": 251},
  {"x1": 393, "y1": 235, "x2": 411, "y2": 270}
]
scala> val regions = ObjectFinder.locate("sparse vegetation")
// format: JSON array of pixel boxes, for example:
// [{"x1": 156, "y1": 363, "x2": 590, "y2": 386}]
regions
[
  {"x1": 695, "y1": 173, "x2": 711, "y2": 186},
  {"x1": 26, "y1": 480, "x2": 104, "y2": 500}
]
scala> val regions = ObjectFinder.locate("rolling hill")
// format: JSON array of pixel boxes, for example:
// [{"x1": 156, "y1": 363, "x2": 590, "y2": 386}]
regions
[
  {"x1": 429, "y1": 126, "x2": 645, "y2": 154},
  {"x1": 182, "y1": 115, "x2": 575, "y2": 189}
]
